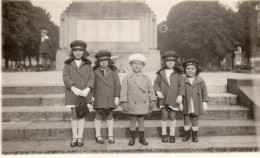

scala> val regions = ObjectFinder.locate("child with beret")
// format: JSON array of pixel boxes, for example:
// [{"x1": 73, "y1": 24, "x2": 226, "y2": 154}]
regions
[
  {"x1": 92, "y1": 50, "x2": 121, "y2": 144},
  {"x1": 63, "y1": 40, "x2": 94, "y2": 147},
  {"x1": 153, "y1": 51, "x2": 184, "y2": 143},
  {"x1": 120, "y1": 54, "x2": 157, "y2": 146},
  {"x1": 181, "y1": 59, "x2": 208, "y2": 142}
]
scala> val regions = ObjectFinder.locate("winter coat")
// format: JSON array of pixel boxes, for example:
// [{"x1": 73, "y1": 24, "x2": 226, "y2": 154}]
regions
[
  {"x1": 93, "y1": 67, "x2": 121, "y2": 110},
  {"x1": 153, "y1": 70, "x2": 185, "y2": 108},
  {"x1": 63, "y1": 57, "x2": 94, "y2": 105},
  {"x1": 39, "y1": 36, "x2": 52, "y2": 54},
  {"x1": 183, "y1": 75, "x2": 208, "y2": 115},
  {"x1": 120, "y1": 71, "x2": 157, "y2": 115}
]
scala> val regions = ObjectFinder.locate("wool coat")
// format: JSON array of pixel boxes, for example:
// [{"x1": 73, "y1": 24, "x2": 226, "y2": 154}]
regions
[
  {"x1": 93, "y1": 67, "x2": 121, "y2": 110},
  {"x1": 120, "y1": 72, "x2": 157, "y2": 115},
  {"x1": 183, "y1": 75, "x2": 208, "y2": 115},
  {"x1": 39, "y1": 36, "x2": 52, "y2": 54},
  {"x1": 63, "y1": 58, "x2": 94, "y2": 105},
  {"x1": 153, "y1": 70, "x2": 185, "y2": 108}
]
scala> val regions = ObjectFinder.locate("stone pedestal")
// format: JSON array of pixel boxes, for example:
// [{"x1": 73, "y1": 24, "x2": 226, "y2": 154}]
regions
[{"x1": 56, "y1": 0, "x2": 160, "y2": 71}]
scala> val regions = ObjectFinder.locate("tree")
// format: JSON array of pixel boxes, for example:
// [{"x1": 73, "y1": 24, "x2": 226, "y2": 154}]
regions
[
  {"x1": 158, "y1": 1, "x2": 244, "y2": 69},
  {"x1": 2, "y1": 0, "x2": 59, "y2": 69},
  {"x1": 237, "y1": 1, "x2": 260, "y2": 63}
]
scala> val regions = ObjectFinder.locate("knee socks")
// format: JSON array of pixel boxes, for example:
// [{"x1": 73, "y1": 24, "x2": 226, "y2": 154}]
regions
[{"x1": 107, "y1": 119, "x2": 114, "y2": 137}]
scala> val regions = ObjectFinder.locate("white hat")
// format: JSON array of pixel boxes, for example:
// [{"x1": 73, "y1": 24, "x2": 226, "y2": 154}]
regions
[
  {"x1": 129, "y1": 53, "x2": 147, "y2": 65},
  {"x1": 41, "y1": 30, "x2": 47, "y2": 33}
]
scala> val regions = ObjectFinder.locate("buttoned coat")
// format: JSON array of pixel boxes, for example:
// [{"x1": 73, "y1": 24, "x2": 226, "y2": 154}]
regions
[
  {"x1": 39, "y1": 36, "x2": 52, "y2": 54},
  {"x1": 183, "y1": 75, "x2": 208, "y2": 115},
  {"x1": 120, "y1": 72, "x2": 157, "y2": 115},
  {"x1": 153, "y1": 70, "x2": 185, "y2": 108},
  {"x1": 93, "y1": 68, "x2": 121, "y2": 110},
  {"x1": 63, "y1": 58, "x2": 94, "y2": 105}
]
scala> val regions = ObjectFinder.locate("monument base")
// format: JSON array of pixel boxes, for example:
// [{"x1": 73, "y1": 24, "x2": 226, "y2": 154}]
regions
[{"x1": 56, "y1": 49, "x2": 161, "y2": 71}]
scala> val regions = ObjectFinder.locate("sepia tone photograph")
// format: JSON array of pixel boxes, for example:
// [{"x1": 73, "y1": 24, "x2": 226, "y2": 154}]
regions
[{"x1": 1, "y1": 0, "x2": 260, "y2": 156}]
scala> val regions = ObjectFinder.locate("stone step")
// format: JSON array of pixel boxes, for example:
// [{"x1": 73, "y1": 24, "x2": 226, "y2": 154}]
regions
[
  {"x1": 2, "y1": 136, "x2": 259, "y2": 154},
  {"x1": 2, "y1": 84, "x2": 227, "y2": 94},
  {"x1": 1, "y1": 93, "x2": 238, "y2": 107},
  {"x1": 2, "y1": 120, "x2": 257, "y2": 141},
  {"x1": 2, "y1": 104, "x2": 252, "y2": 122}
]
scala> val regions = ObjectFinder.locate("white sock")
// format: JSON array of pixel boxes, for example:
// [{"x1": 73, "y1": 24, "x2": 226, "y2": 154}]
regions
[
  {"x1": 192, "y1": 126, "x2": 199, "y2": 131},
  {"x1": 95, "y1": 119, "x2": 102, "y2": 137},
  {"x1": 161, "y1": 120, "x2": 167, "y2": 135},
  {"x1": 71, "y1": 119, "x2": 78, "y2": 138},
  {"x1": 77, "y1": 118, "x2": 85, "y2": 138},
  {"x1": 184, "y1": 125, "x2": 191, "y2": 131},
  {"x1": 169, "y1": 120, "x2": 176, "y2": 136},
  {"x1": 107, "y1": 119, "x2": 114, "y2": 137}
]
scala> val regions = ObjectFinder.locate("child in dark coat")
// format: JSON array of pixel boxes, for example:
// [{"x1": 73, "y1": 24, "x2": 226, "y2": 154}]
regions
[
  {"x1": 153, "y1": 51, "x2": 185, "y2": 143},
  {"x1": 93, "y1": 50, "x2": 121, "y2": 144},
  {"x1": 181, "y1": 59, "x2": 208, "y2": 142},
  {"x1": 120, "y1": 53, "x2": 157, "y2": 146},
  {"x1": 63, "y1": 40, "x2": 94, "y2": 147}
]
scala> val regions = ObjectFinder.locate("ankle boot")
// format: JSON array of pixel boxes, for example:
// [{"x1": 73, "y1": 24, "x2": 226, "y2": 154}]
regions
[
  {"x1": 192, "y1": 130, "x2": 198, "y2": 142},
  {"x1": 128, "y1": 131, "x2": 136, "y2": 146},
  {"x1": 139, "y1": 131, "x2": 148, "y2": 145},
  {"x1": 183, "y1": 130, "x2": 190, "y2": 142}
]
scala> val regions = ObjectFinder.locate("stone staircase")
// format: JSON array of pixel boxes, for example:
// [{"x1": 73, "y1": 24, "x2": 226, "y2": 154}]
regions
[{"x1": 1, "y1": 80, "x2": 259, "y2": 154}]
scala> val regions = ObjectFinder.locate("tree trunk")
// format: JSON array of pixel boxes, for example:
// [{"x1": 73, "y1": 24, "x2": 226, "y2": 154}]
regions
[{"x1": 5, "y1": 58, "x2": 9, "y2": 69}]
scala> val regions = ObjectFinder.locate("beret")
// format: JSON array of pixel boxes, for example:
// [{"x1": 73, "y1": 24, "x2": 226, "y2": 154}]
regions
[
  {"x1": 95, "y1": 50, "x2": 111, "y2": 61},
  {"x1": 129, "y1": 53, "x2": 147, "y2": 65},
  {"x1": 182, "y1": 59, "x2": 199, "y2": 68},
  {"x1": 163, "y1": 51, "x2": 179, "y2": 61},
  {"x1": 70, "y1": 40, "x2": 87, "y2": 51}
]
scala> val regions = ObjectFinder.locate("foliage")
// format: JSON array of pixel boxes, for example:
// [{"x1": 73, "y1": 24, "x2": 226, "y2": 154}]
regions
[
  {"x1": 2, "y1": 0, "x2": 59, "y2": 68},
  {"x1": 158, "y1": 1, "x2": 244, "y2": 68}
]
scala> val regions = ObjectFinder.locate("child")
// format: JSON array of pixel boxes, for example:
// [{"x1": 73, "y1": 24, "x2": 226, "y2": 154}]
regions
[
  {"x1": 63, "y1": 40, "x2": 94, "y2": 147},
  {"x1": 181, "y1": 59, "x2": 208, "y2": 142},
  {"x1": 93, "y1": 50, "x2": 121, "y2": 144},
  {"x1": 120, "y1": 54, "x2": 157, "y2": 146},
  {"x1": 153, "y1": 51, "x2": 184, "y2": 143}
]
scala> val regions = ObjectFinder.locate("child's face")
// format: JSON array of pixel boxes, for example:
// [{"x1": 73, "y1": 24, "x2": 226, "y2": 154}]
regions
[
  {"x1": 165, "y1": 60, "x2": 175, "y2": 69},
  {"x1": 131, "y1": 61, "x2": 144, "y2": 73},
  {"x1": 186, "y1": 65, "x2": 196, "y2": 77},
  {"x1": 73, "y1": 50, "x2": 84, "y2": 59},
  {"x1": 41, "y1": 32, "x2": 46, "y2": 37},
  {"x1": 100, "y1": 60, "x2": 109, "y2": 69}
]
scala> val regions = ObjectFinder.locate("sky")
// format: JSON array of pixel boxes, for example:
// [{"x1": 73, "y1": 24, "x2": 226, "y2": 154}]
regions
[{"x1": 31, "y1": 0, "x2": 241, "y2": 26}]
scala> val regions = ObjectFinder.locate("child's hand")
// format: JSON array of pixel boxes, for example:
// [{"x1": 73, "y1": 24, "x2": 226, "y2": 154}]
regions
[
  {"x1": 71, "y1": 86, "x2": 82, "y2": 96},
  {"x1": 121, "y1": 102, "x2": 128, "y2": 112},
  {"x1": 156, "y1": 91, "x2": 164, "y2": 98},
  {"x1": 87, "y1": 104, "x2": 93, "y2": 111},
  {"x1": 92, "y1": 97, "x2": 95, "y2": 102},
  {"x1": 203, "y1": 102, "x2": 208, "y2": 111},
  {"x1": 81, "y1": 87, "x2": 90, "y2": 97},
  {"x1": 176, "y1": 95, "x2": 183, "y2": 104},
  {"x1": 114, "y1": 97, "x2": 120, "y2": 106},
  {"x1": 150, "y1": 101, "x2": 156, "y2": 110},
  {"x1": 179, "y1": 103, "x2": 183, "y2": 112}
]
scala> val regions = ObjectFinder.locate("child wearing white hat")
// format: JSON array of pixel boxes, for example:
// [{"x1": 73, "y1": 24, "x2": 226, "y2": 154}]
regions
[{"x1": 120, "y1": 54, "x2": 157, "y2": 146}]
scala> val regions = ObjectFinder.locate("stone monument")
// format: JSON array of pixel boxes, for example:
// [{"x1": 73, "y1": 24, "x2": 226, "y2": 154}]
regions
[{"x1": 56, "y1": 0, "x2": 160, "y2": 71}]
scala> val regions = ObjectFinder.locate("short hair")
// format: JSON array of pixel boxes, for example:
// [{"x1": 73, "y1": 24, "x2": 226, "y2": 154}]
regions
[{"x1": 183, "y1": 64, "x2": 202, "y2": 76}]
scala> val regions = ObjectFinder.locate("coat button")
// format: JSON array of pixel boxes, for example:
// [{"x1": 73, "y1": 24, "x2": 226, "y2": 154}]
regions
[
  {"x1": 144, "y1": 101, "x2": 146, "y2": 103},
  {"x1": 135, "y1": 102, "x2": 137, "y2": 104}
]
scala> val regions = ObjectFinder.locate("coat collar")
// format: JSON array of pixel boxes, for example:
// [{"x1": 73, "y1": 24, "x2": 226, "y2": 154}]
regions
[
  {"x1": 95, "y1": 67, "x2": 113, "y2": 85},
  {"x1": 184, "y1": 75, "x2": 203, "y2": 86},
  {"x1": 159, "y1": 69, "x2": 176, "y2": 86},
  {"x1": 129, "y1": 71, "x2": 147, "y2": 92}
]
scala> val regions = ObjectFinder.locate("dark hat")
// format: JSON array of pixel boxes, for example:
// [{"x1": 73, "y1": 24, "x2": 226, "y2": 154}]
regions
[
  {"x1": 70, "y1": 40, "x2": 87, "y2": 51},
  {"x1": 163, "y1": 51, "x2": 179, "y2": 61},
  {"x1": 182, "y1": 59, "x2": 199, "y2": 68},
  {"x1": 95, "y1": 50, "x2": 111, "y2": 61}
]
